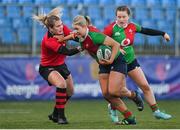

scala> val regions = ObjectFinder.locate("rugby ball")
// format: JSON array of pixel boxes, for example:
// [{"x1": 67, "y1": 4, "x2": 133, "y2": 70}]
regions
[{"x1": 97, "y1": 45, "x2": 112, "y2": 61}]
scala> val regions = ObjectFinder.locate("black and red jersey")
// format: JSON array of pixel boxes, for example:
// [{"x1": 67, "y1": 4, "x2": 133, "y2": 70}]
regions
[{"x1": 40, "y1": 25, "x2": 71, "y2": 66}]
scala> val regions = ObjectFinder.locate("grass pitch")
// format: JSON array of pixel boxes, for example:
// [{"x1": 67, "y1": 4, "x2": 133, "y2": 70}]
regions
[{"x1": 0, "y1": 99, "x2": 180, "y2": 129}]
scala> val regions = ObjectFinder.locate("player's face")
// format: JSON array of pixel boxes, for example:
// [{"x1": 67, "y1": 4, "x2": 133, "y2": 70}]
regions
[
  {"x1": 51, "y1": 20, "x2": 63, "y2": 35},
  {"x1": 73, "y1": 25, "x2": 87, "y2": 38},
  {"x1": 116, "y1": 10, "x2": 129, "y2": 28}
]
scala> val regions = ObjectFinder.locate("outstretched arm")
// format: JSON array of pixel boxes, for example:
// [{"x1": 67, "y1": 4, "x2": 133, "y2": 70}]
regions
[
  {"x1": 54, "y1": 33, "x2": 76, "y2": 43},
  {"x1": 139, "y1": 27, "x2": 170, "y2": 41},
  {"x1": 57, "y1": 46, "x2": 82, "y2": 56}
]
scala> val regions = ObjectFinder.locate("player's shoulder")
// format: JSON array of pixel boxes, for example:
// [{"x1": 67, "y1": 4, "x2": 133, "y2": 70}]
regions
[
  {"x1": 128, "y1": 22, "x2": 136, "y2": 26},
  {"x1": 88, "y1": 25, "x2": 100, "y2": 32},
  {"x1": 127, "y1": 22, "x2": 141, "y2": 30},
  {"x1": 129, "y1": 22, "x2": 141, "y2": 27},
  {"x1": 105, "y1": 21, "x2": 116, "y2": 29}
]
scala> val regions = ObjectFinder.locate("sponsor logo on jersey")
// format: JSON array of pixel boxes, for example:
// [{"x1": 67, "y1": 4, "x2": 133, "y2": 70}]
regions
[
  {"x1": 121, "y1": 38, "x2": 131, "y2": 47},
  {"x1": 115, "y1": 32, "x2": 121, "y2": 36},
  {"x1": 86, "y1": 43, "x2": 89, "y2": 48},
  {"x1": 129, "y1": 29, "x2": 133, "y2": 34}
]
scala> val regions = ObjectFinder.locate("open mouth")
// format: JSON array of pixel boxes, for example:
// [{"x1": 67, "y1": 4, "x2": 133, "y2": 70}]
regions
[{"x1": 120, "y1": 22, "x2": 125, "y2": 25}]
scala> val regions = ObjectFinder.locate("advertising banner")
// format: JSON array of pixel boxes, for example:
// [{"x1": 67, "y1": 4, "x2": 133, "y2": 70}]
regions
[{"x1": 0, "y1": 56, "x2": 179, "y2": 100}]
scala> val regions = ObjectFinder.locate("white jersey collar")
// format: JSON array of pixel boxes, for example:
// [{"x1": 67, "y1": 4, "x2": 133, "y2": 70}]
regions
[
  {"x1": 115, "y1": 20, "x2": 128, "y2": 28},
  {"x1": 79, "y1": 28, "x2": 89, "y2": 42}
]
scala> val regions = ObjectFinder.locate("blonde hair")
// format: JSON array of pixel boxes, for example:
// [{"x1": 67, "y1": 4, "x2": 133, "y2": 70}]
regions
[
  {"x1": 32, "y1": 6, "x2": 63, "y2": 29},
  {"x1": 72, "y1": 15, "x2": 87, "y2": 27}
]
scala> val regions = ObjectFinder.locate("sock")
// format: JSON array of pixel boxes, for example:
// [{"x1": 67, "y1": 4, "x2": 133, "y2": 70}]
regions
[
  {"x1": 51, "y1": 88, "x2": 60, "y2": 117},
  {"x1": 104, "y1": 98, "x2": 116, "y2": 110},
  {"x1": 52, "y1": 107, "x2": 58, "y2": 118},
  {"x1": 110, "y1": 104, "x2": 116, "y2": 110},
  {"x1": 150, "y1": 104, "x2": 159, "y2": 112},
  {"x1": 122, "y1": 110, "x2": 133, "y2": 119},
  {"x1": 55, "y1": 87, "x2": 67, "y2": 118}
]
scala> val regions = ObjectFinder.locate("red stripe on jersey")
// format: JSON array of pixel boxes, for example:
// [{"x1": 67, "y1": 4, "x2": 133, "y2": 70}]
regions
[
  {"x1": 81, "y1": 26, "x2": 100, "y2": 56},
  {"x1": 103, "y1": 22, "x2": 116, "y2": 36},
  {"x1": 88, "y1": 25, "x2": 100, "y2": 32},
  {"x1": 123, "y1": 23, "x2": 137, "y2": 45}
]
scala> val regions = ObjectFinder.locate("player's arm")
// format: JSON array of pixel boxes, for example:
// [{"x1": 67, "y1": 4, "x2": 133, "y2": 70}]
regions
[
  {"x1": 57, "y1": 45, "x2": 82, "y2": 56},
  {"x1": 102, "y1": 36, "x2": 120, "y2": 64},
  {"x1": 54, "y1": 33, "x2": 77, "y2": 43},
  {"x1": 46, "y1": 38, "x2": 82, "y2": 56},
  {"x1": 58, "y1": 24, "x2": 78, "y2": 42},
  {"x1": 139, "y1": 27, "x2": 170, "y2": 41}
]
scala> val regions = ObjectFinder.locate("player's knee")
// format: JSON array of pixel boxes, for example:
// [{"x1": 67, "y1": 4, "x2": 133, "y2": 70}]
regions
[
  {"x1": 56, "y1": 80, "x2": 67, "y2": 88},
  {"x1": 67, "y1": 87, "x2": 74, "y2": 96},
  {"x1": 109, "y1": 89, "x2": 120, "y2": 97},
  {"x1": 120, "y1": 87, "x2": 129, "y2": 96}
]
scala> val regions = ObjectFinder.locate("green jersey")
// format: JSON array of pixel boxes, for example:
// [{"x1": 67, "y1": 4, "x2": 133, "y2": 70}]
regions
[
  {"x1": 78, "y1": 26, "x2": 120, "y2": 62},
  {"x1": 103, "y1": 22, "x2": 141, "y2": 64}
]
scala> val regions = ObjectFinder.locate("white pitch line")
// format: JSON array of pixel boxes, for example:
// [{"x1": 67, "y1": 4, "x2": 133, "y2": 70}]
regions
[{"x1": 0, "y1": 109, "x2": 31, "y2": 114}]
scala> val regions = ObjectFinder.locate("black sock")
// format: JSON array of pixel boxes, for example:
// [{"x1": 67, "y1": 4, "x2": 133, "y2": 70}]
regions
[{"x1": 52, "y1": 107, "x2": 58, "y2": 118}]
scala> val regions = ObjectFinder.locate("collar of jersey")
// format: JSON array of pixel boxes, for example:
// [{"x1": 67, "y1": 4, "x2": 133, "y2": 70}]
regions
[
  {"x1": 115, "y1": 21, "x2": 128, "y2": 28},
  {"x1": 48, "y1": 31, "x2": 64, "y2": 38},
  {"x1": 79, "y1": 28, "x2": 89, "y2": 42}
]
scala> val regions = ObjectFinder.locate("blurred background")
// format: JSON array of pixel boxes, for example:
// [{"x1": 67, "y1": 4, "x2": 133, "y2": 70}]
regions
[{"x1": 0, "y1": 0, "x2": 180, "y2": 101}]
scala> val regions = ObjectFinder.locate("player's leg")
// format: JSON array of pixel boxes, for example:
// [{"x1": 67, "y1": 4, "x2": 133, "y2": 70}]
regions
[
  {"x1": 66, "y1": 74, "x2": 74, "y2": 101},
  {"x1": 48, "y1": 71, "x2": 68, "y2": 124},
  {"x1": 121, "y1": 59, "x2": 144, "y2": 111},
  {"x1": 107, "y1": 57, "x2": 143, "y2": 115},
  {"x1": 128, "y1": 66, "x2": 172, "y2": 120},
  {"x1": 108, "y1": 71, "x2": 136, "y2": 124},
  {"x1": 119, "y1": 85, "x2": 144, "y2": 111},
  {"x1": 48, "y1": 64, "x2": 73, "y2": 124},
  {"x1": 99, "y1": 73, "x2": 119, "y2": 123},
  {"x1": 48, "y1": 74, "x2": 74, "y2": 123},
  {"x1": 62, "y1": 64, "x2": 74, "y2": 101}
]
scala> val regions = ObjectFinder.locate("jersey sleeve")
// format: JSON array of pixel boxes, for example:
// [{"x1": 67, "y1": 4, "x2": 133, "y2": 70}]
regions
[
  {"x1": 89, "y1": 32, "x2": 106, "y2": 45},
  {"x1": 46, "y1": 38, "x2": 62, "y2": 52},
  {"x1": 63, "y1": 24, "x2": 72, "y2": 36},
  {"x1": 103, "y1": 24, "x2": 113, "y2": 36},
  {"x1": 134, "y1": 23, "x2": 141, "y2": 32}
]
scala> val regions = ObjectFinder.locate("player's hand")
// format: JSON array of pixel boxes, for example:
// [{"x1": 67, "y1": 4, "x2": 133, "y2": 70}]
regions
[
  {"x1": 99, "y1": 58, "x2": 113, "y2": 65},
  {"x1": 164, "y1": 33, "x2": 170, "y2": 42},
  {"x1": 120, "y1": 48, "x2": 126, "y2": 55},
  {"x1": 54, "y1": 35, "x2": 64, "y2": 43},
  {"x1": 70, "y1": 32, "x2": 77, "y2": 39},
  {"x1": 77, "y1": 46, "x2": 84, "y2": 52}
]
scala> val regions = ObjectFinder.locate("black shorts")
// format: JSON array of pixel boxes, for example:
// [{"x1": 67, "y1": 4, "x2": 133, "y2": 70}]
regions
[
  {"x1": 127, "y1": 59, "x2": 140, "y2": 72},
  {"x1": 39, "y1": 63, "x2": 70, "y2": 86},
  {"x1": 99, "y1": 54, "x2": 127, "y2": 75}
]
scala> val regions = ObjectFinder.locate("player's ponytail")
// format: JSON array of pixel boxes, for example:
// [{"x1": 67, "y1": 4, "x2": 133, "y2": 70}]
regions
[{"x1": 32, "y1": 6, "x2": 63, "y2": 29}]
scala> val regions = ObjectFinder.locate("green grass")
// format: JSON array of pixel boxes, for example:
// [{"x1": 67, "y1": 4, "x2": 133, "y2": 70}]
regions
[{"x1": 0, "y1": 99, "x2": 180, "y2": 129}]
